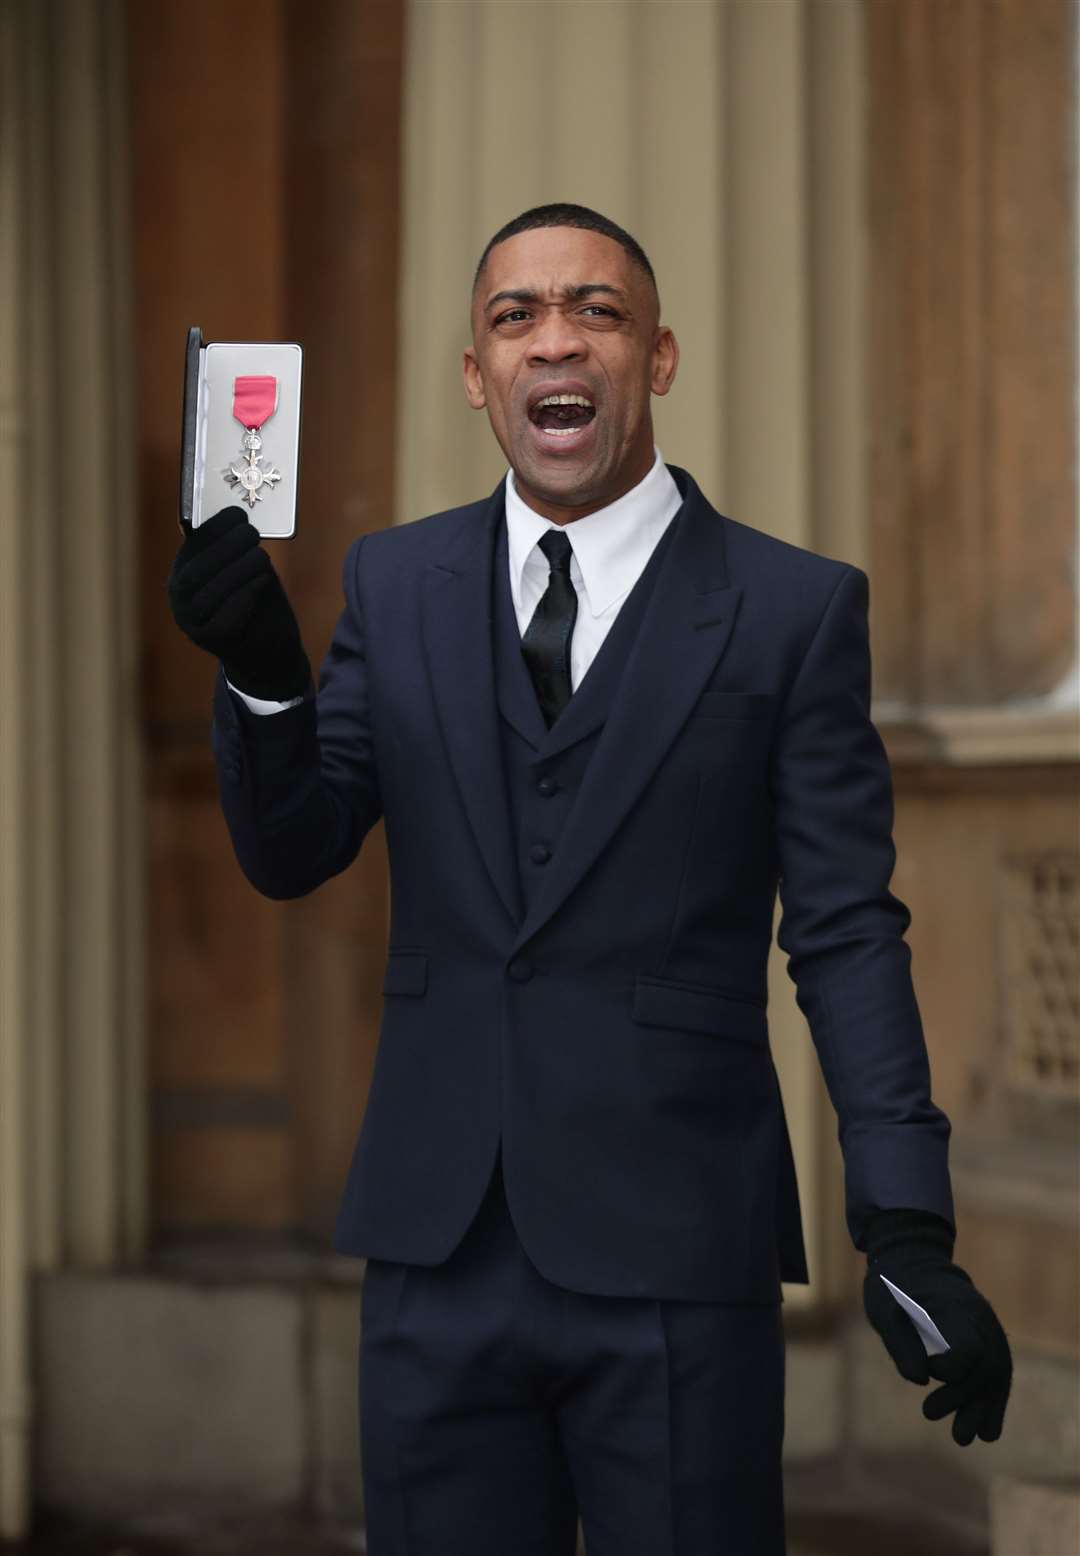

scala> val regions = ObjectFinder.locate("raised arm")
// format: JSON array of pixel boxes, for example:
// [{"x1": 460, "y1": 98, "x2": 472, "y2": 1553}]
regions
[{"x1": 168, "y1": 507, "x2": 382, "y2": 898}]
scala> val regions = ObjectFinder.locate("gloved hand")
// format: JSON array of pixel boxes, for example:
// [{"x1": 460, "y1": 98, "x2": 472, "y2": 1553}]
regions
[
  {"x1": 168, "y1": 506, "x2": 311, "y2": 700},
  {"x1": 863, "y1": 1207, "x2": 1012, "y2": 1446}
]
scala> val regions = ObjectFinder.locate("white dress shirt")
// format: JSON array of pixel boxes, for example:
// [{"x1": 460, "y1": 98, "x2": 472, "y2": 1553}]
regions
[{"x1": 229, "y1": 446, "x2": 683, "y2": 713}]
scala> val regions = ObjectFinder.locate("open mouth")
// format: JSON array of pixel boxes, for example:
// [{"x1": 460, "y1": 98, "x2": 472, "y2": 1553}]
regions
[{"x1": 527, "y1": 392, "x2": 597, "y2": 451}]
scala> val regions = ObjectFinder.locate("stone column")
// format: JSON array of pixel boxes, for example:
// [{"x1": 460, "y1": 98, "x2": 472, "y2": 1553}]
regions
[{"x1": 0, "y1": 0, "x2": 145, "y2": 1534}]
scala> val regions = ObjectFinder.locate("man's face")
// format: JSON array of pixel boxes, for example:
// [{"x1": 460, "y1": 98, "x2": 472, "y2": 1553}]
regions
[{"x1": 463, "y1": 227, "x2": 678, "y2": 523}]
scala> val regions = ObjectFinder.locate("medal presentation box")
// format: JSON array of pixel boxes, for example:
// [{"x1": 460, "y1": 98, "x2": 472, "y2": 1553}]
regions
[{"x1": 180, "y1": 326, "x2": 303, "y2": 539}]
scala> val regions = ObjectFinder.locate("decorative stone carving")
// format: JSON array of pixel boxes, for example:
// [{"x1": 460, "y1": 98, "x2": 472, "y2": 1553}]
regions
[{"x1": 999, "y1": 851, "x2": 1080, "y2": 1102}]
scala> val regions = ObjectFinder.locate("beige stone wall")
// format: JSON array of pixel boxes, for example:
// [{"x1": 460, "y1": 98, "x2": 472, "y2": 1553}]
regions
[{"x1": 865, "y1": 0, "x2": 1079, "y2": 1387}]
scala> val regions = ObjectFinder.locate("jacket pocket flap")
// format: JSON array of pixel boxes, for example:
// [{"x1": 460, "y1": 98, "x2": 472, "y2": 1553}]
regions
[
  {"x1": 691, "y1": 690, "x2": 774, "y2": 719},
  {"x1": 382, "y1": 951, "x2": 428, "y2": 997},
  {"x1": 632, "y1": 974, "x2": 766, "y2": 1044}
]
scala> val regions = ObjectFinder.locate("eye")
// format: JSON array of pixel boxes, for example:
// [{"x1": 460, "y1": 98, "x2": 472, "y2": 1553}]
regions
[{"x1": 492, "y1": 304, "x2": 620, "y2": 326}]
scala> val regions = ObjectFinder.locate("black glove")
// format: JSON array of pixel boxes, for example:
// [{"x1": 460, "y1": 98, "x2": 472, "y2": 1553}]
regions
[
  {"x1": 168, "y1": 506, "x2": 311, "y2": 700},
  {"x1": 863, "y1": 1207, "x2": 1012, "y2": 1445}
]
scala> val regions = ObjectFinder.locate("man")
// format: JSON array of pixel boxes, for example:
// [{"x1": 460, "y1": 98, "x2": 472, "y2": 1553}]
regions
[{"x1": 169, "y1": 203, "x2": 1011, "y2": 1555}]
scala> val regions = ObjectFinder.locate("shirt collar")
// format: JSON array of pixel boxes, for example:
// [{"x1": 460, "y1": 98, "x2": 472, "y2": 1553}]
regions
[{"x1": 504, "y1": 447, "x2": 681, "y2": 618}]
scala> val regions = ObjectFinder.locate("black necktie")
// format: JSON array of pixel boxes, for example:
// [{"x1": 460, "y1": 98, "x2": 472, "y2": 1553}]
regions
[{"x1": 521, "y1": 528, "x2": 579, "y2": 728}]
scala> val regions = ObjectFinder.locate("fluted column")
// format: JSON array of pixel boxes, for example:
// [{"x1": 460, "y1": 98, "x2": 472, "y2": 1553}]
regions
[
  {"x1": 0, "y1": 5, "x2": 34, "y2": 1531},
  {"x1": 0, "y1": 0, "x2": 144, "y2": 1534}
]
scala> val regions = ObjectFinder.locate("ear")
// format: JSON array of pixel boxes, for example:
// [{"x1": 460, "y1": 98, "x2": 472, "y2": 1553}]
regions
[
  {"x1": 650, "y1": 327, "x2": 679, "y2": 398},
  {"x1": 463, "y1": 347, "x2": 487, "y2": 410}
]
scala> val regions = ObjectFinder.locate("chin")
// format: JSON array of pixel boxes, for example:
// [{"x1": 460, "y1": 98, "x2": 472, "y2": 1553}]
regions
[
  {"x1": 522, "y1": 469, "x2": 597, "y2": 503},
  {"x1": 516, "y1": 450, "x2": 600, "y2": 485}
]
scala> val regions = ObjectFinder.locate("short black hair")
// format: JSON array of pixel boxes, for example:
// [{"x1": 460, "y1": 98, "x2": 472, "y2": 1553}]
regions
[{"x1": 472, "y1": 202, "x2": 659, "y2": 309}]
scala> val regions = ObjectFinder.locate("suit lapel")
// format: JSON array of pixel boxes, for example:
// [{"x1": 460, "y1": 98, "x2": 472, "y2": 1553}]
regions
[
  {"x1": 421, "y1": 477, "x2": 525, "y2": 928},
  {"x1": 420, "y1": 464, "x2": 745, "y2": 950}
]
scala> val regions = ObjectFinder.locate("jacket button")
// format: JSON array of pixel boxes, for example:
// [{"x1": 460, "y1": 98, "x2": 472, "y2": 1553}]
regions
[
  {"x1": 536, "y1": 776, "x2": 557, "y2": 796},
  {"x1": 529, "y1": 843, "x2": 551, "y2": 865},
  {"x1": 507, "y1": 957, "x2": 533, "y2": 983}
]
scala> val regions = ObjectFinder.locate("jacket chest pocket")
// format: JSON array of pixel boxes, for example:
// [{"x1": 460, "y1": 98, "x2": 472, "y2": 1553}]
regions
[
  {"x1": 678, "y1": 692, "x2": 775, "y2": 769},
  {"x1": 690, "y1": 690, "x2": 775, "y2": 721},
  {"x1": 382, "y1": 951, "x2": 428, "y2": 997}
]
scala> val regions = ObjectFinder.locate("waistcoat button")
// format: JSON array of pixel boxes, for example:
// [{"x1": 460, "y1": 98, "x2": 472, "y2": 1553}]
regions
[
  {"x1": 536, "y1": 776, "x2": 557, "y2": 796},
  {"x1": 529, "y1": 843, "x2": 551, "y2": 864}
]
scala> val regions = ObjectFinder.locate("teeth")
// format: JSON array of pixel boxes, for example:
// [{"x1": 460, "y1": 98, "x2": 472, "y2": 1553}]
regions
[{"x1": 535, "y1": 392, "x2": 593, "y2": 409}]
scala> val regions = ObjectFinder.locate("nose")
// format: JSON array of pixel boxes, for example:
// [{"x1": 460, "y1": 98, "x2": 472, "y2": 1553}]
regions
[{"x1": 526, "y1": 308, "x2": 587, "y2": 365}]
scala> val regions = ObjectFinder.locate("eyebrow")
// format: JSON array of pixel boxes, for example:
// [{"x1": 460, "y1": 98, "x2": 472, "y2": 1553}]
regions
[{"x1": 484, "y1": 282, "x2": 628, "y2": 313}]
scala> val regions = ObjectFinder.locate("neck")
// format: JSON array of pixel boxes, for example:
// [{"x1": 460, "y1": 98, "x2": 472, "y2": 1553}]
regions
[{"x1": 514, "y1": 445, "x2": 654, "y2": 526}]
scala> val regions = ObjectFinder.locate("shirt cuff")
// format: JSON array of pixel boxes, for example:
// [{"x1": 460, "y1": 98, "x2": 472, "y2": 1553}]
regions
[{"x1": 224, "y1": 675, "x2": 305, "y2": 715}]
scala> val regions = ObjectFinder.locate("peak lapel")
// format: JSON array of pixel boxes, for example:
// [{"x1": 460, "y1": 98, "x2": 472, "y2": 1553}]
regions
[{"x1": 420, "y1": 477, "x2": 524, "y2": 929}]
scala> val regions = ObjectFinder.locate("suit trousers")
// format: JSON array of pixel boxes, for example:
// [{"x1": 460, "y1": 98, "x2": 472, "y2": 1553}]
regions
[{"x1": 359, "y1": 1146, "x2": 787, "y2": 1555}]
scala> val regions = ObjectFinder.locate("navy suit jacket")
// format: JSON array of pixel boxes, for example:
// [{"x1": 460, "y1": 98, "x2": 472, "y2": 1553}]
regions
[{"x1": 211, "y1": 462, "x2": 955, "y2": 1303}]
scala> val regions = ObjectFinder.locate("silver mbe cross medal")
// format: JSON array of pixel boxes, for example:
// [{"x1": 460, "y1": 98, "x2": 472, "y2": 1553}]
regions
[{"x1": 224, "y1": 375, "x2": 282, "y2": 507}]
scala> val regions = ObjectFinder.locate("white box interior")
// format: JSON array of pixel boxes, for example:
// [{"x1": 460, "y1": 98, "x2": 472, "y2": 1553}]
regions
[{"x1": 192, "y1": 342, "x2": 302, "y2": 538}]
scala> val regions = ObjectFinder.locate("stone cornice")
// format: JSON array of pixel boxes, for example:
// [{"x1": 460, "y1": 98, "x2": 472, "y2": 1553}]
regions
[{"x1": 876, "y1": 702, "x2": 1080, "y2": 767}]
